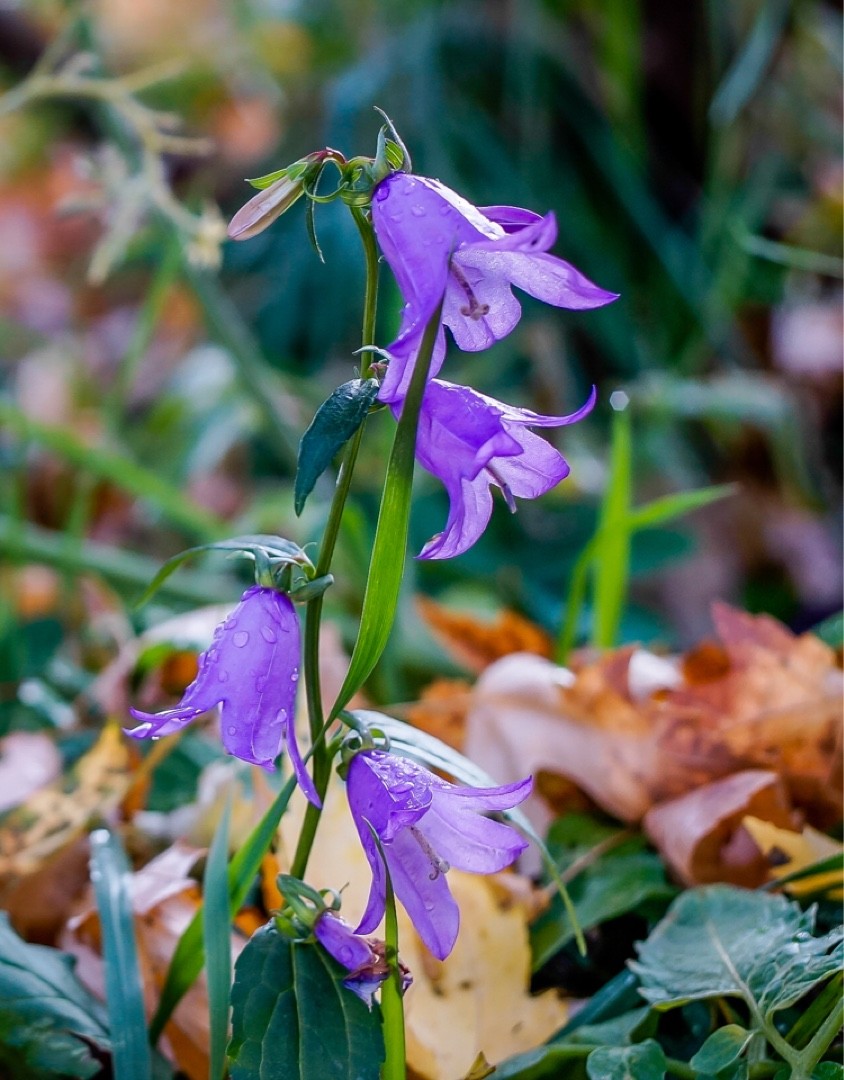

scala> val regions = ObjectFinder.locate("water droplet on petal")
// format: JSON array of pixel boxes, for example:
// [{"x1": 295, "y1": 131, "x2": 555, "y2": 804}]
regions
[
  {"x1": 375, "y1": 185, "x2": 389, "y2": 202},
  {"x1": 233, "y1": 630, "x2": 250, "y2": 648},
  {"x1": 389, "y1": 211, "x2": 403, "y2": 223},
  {"x1": 260, "y1": 625, "x2": 277, "y2": 643},
  {"x1": 218, "y1": 670, "x2": 229, "y2": 683},
  {"x1": 439, "y1": 204, "x2": 452, "y2": 216},
  {"x1": 290, "y1": 669, "x2": 299, "y2": 682},
  {"x1": 411, "y1": 204, "x2": 426, "y2": 217},
  {"x1": 423, "y1": 898, "x2": 435, "y2": 911},
  {"x1": 277, "y1": 708, "x2": 288, "y2": 722},
  {"x1": 227, "y1": 725, "x2": 237, "y2": 736}
]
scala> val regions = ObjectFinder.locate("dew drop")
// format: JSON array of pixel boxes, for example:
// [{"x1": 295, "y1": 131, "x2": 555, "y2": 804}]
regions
[
  {"x1": 389, "y1": 211, "x2": 403, "y2": 223},
  {"x1": 218, "y1": 670, "x2": 229, "y2": 683},
  {"x1": 423, "y1": 899, "x2": 436, "y2": 912},
  {"x1": 439, "y1": 204, "x2": 452, "y2": 215},
  {"x1": 411, "y1": 204, "x2": 426, "y2": 217},
  {"x1": 227, "y1": 725, "x2": 237, "y2": 736},
  {"x1": 375, "y1": 186, "x2": 389, "y2": 202},
  {"x1": 260, "y1": 625, "x2": 277, "y2": 644},
  {"x1": 290, "y1": 669, "x2": 300, "y2": 682},
  {"x1": 278, "y1": 708, "x2": 288, "y2": 722},
  {"x1": 233, "y1": 630, "x2": 250, "y2": 648}
]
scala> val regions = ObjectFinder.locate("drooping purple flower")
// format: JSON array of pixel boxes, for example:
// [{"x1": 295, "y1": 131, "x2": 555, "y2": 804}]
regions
[
  {"x1": 370, "y1": 172, "x2": 618, "y2": 403},
  {"x1": 126, "y1": 587, "x2": 319, "y2": 805},
  {"x1": 314, "y1": 910, "x2": 411, "y2": 1007},
  {"x1": 347, "y1": 750, "x2": 531, "y2": 961},
  {"x1": 395, "y1": 378, "x2": 596, "y2": 560}
]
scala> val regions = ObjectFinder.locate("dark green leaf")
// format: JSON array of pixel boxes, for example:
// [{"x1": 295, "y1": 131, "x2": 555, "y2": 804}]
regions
[
  {"x1": 0, "y1": 913, "x2": 110, "y2": 1079},
  {"x1": 294, "y1": 379, "x2": 380, "y2": 515},
  {"x1": 565, "y1": 1008, "x2": 655, "y2": 1047},
  {"x1": 813, "y1": 1064, "x2": 844, "y2": 1080},
  {"x1": 631, "y1": 886, "x2": 844, "y2": 1021},
  {"x1": 549, "y1": 970, "x2": 643, "y2": 1042},
  {"x1": 690, "y1": 1026, "x2": 752, "y2": 1074},
  {"x1": 228, "y1": 923, "x2": 384, "y2": 1080},
  {"x1": 485, "y1": 1043, "x2": 592, "y2": 1080},
  {"x1": 89, "y1": 829, "x2": 151, "y2": 1080},
  {"x1": 531, "y1": 815, "x2": 675, "y2": 970},
  {"x1": 585, "y1": 1039, "x2": 666, "y2": 1080}
]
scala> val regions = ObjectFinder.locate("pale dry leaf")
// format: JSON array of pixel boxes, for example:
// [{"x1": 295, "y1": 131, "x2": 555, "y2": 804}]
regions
[
  {"x1": 418, "y1": 597, "x2": 554, "y2": 674},
  {"x1": 0, "y1": 731, "x2": 62, "y2": 812},
  {"x1": 643, "y1": 770, "x2": 797, "y2": 887}
]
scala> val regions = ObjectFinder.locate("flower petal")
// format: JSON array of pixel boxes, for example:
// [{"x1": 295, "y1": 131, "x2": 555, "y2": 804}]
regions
[
  {"x1": 460, "y1": 246, "x2": 619, "y2": 310},
  {"x1": 495, "y1": 385, "x2": 598, "y2": 429},
  {"x1": 419, "y1": 797, "x2": 528, "y2": 873},
  {"x1": 384, "y1": 827, "x2": 459, "y2": 960},
  {"x1": 125, "y1": 705, "x2": 206, "y2": 739},
  {"x1": 476, "y1": 205, "x2": 544, "y2": 232},
  {"x1": 377, "y1": 311, "x2": 447, "y2": 405},
  {"x1": 442, "y1": 263, "x2": 522, "y2": 353},
  {"x1": 282, "y1": 710, "x2": 321, "y2": 807},
  {"x1": 487, "y1": 429, "x2": 570, "y2": 500},
  {"x1": 314, "y1": 911, "x2": 376, "y2": 972},
  {"x1": 418, "y1": 475, "x2": 494, "y2": 561}
]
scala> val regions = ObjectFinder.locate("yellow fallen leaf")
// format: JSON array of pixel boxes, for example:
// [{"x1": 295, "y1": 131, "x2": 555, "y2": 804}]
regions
[{"x1": 742, "y1": 815, "x2": 843, "y2": 898}]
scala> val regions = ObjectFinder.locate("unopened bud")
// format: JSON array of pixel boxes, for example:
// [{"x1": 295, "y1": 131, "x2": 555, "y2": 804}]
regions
[{"x1": 227, "y1": 173, "x2": 305, "y2": 240}]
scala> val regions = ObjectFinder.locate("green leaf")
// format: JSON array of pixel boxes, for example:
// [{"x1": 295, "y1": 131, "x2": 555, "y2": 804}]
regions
[
  {"x1": 135, "y1": 534, "x2": 311, "y2": 608},
  {"x1": 329, "y1": 297, "x2": 443, "y2": 720},
  {"x1": 813, "y1": 1064, "x2": 844, "y2": 1080},
  {"x1": 631, "y1": 885, "x2": 844, "y2": 1022},
  {"x1": 586, "y1": 1039, "x2": 666, "y2": 1080},
  {"x1": 812, "y1": 611, "x2": 844, "y2": 648},
  {"x1": 591, "y1": 403, "x2": 632, "y2": 649},
  {"x1": 565, "y1": 1007, "x2": 655, "y2": 1048},
  {"x1": 530, "y1": 814, "x2": 676, "y2": 970},
  {"x1": 203, "y1": 795, "x2": 233, "y2": 1080},
  {"x1": 0, "y1": 913, "x2": 110, "y2": 1078},
  {"x1": 690, "y1": 1026, "x2": 752, "y2": 1074},
  {"x1": 626, "y1": 483, "x2": 737, "y2": 531},
  {"x1": 485, "y1": 1044, "x2": 593, "y2": 1080},
  {"x1": 246, "y1": 167, "x2": 291, "y2": 189},
  {"x1": 228, "y1": 923, "x2": 384, "y2": 1080},
  {"x1": 294, "y1": 379, "x2": 380, "y2": 515},
  {"x1": 149, "y1": 774, "x2": 297, "y2": 1044},
  {"x1": 89, "y1": 829, "x2": 152, "y2": 1080}
]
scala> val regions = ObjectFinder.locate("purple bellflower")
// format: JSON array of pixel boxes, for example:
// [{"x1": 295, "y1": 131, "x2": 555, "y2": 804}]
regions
[
  {"x1": 126, "y1": 586, "x2": 319, "y2": 806},
  {"x1": 314, "y1": 910, "x2": 411, "y2": 1007},
  {"x1": 396, "y1": 378, "x2": 596, "y2": 559},
  {"x1": 370, "y1": 172, "x2": 618, "y2": 403},
  {"x1": 347, "y1": 750, "x2": 531, "y2": 961}
]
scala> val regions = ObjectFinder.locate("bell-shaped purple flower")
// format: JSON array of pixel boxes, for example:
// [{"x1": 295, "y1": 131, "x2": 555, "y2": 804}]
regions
[
  {"x1": 347, "y1": 750, "x2": 531, "y2": 961},
  {"x1": 314, "y1": 910, "x2": 410, "y2": 1007},
  {"x1": 126, "y1": 586, "x2": 319, "y2": 805},
  {"x1": 396, "y1": 378, "x2": 596, "y2": 560},
  {"x1": 371, "y1": 172, "x2": 617, "y2": 403}
]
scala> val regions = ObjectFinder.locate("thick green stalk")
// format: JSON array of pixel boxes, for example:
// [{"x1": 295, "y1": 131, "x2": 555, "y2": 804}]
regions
[
  {"x1": 290, "y1": 206, "x2": 379, "y2": 879},
  {"x1": 380, "y1": 874, "x2": 407, "y2": 1080}
]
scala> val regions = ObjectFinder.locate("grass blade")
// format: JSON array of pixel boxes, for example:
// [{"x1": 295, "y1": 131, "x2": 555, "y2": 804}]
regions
[
  {"x1": 204, "y1": 794, "x2": 234, "y2": 1080},
  {"x1": 591, "y1": 402, "x2": 632, "y2": 649},
  {"x1": 149, "y1": 773, "x2": 297, "y2": 1044},
  {"x1": 89, "y1": 829, "x2": 152, "y2": 1080}
]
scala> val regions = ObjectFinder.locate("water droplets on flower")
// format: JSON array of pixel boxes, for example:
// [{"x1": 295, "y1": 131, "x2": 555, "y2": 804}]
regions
[
  {"x1": 260, "y1": 625, "x2": 278, "y2": 643},
  {"x1": 233, "y1": 630, "x2": 250, "y2": 648},
  {"x1": 227, "y1": 725, "x2": 237, "y2": 736},
  {"x1": 411, "y1": 204, "x2": 426, "y2": 217}
]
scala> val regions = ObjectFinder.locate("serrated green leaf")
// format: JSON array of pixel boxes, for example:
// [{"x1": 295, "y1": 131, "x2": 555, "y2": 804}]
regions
[
  {"x1": 329, "y1": 298, "x2": 443, "y2": 719},
  {"x1": 89, "y1": 829, "x2": 151, "y2": 1080},
  {"x1": 228, "y1": 923, "x2": 384, "y2": 1080},
  {"x1": 0, "y1": 913, "x2": 110, "y2": 1078},
  {"x1": 631, "y1": 885, "x2": 844, "y2": 1022},
  {"x1": 586, "y1": 1039, "x2": 666, "y2": 1080},
  {"x1": 294, "y1": 379, "x2": 380, "y2": 515},
  {"x1": 690, "y1": 1025, "x2": 752, "y2": 1074}
]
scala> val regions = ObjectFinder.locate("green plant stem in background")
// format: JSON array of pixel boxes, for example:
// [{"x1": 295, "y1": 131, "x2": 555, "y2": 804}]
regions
[
  {"x1": 291, "y1": 206, "x2": 380, "y2": 880},
  {"x1": 380, "y1": 872, "x2": 407, "y2": 1080}
]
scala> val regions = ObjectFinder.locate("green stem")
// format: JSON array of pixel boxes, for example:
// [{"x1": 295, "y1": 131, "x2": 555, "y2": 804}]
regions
[
  {"x1": 290, "y1": 206, "x2": 379, "y2": 880},
  {"x1": 795, "y1": 991, "x2": 844, "y2": 1077},
  {"x1": 380, "y1": 869, "x2": 406, "y2": 1080}
]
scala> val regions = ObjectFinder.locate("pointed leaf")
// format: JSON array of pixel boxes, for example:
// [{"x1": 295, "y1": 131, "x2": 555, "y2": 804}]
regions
[
  {"x1": 294, "y1": 379, "x2": 380, "y2": 515},
  {"x1": 586, "y1": 1040, "x2": 666, "y2": 1080},
  {"x1": 690, "y1": 1026, "x2": 752, "y2": 1074},
  {"x1": 228, "y1": 923, "x2": 384, "y2": 1080}
]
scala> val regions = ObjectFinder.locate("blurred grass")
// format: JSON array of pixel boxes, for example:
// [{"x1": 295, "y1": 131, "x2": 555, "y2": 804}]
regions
[{"x1": 0, "y1": 0, "x2": 840, "y2": 699}]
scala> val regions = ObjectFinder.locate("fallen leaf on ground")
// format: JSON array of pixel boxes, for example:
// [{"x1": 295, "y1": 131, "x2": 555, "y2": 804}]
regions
[
  {"x1": 419, "y1": 597, "x2": 553, "y2": 674},
  {"x1": 465, "y1": 605, "x2": 842, "y2": 839},
  {"x1": 643, "y1": 770, "x2": 797, "y2": 887},
  {"x1": 0, "y1": 731, "x2": 62, "y2": 812},
  {"x1": 741, "y1": 815, "x2": 844, "y2": 898}
]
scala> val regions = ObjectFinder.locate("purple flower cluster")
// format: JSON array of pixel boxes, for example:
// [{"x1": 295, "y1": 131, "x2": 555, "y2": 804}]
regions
[{"x1": 371, "y1": 171, "x2": 616, "y2": 559}]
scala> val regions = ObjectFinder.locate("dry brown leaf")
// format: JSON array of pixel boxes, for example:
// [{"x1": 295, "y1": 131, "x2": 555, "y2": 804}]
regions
[
  {"x1": 466, "y1": 604, "x2": 843, "y2": 830},
  {"x1": 274, "y1": 773, "x2": 567, "y2": 1080},
  {"x1": 419, "y1": 597, "x2": 553, "y2": 674},
  {"x1": 741, "y1": 815, "x2": 844, "y2": 898},
  {"x1": 404, "y1": 677, "x2": 473, "y2": 750},
  {"x1": 643, "y1": 770, "x2": 797, "y2": 887},
  {"x1": 0, "y1": 724, "x2": 130, "y2": 879}
]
